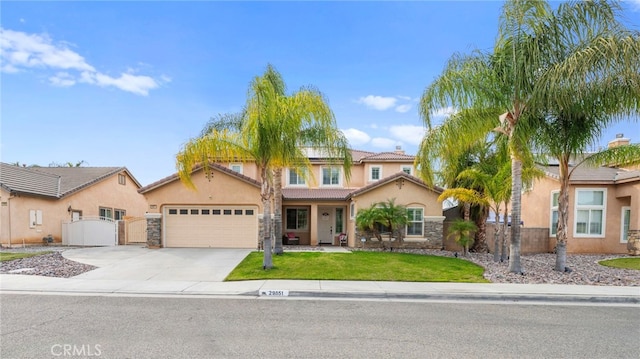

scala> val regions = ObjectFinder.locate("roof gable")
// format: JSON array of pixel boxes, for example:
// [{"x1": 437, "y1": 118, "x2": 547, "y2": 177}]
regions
[
  {"x1": 0, "y1": 163, "x2": 139, "y2": 199},
  {"x1": 350, "y1": 172, "x2": 443, "y2": 197},
  {"x1": 139, "y1": 163, "x2": 261, "y2": 194}
]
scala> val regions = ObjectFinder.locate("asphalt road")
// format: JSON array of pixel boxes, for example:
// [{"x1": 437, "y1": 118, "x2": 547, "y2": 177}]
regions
[{"x1": 1, "y1": 294, "x2": 638, "y2": 358}]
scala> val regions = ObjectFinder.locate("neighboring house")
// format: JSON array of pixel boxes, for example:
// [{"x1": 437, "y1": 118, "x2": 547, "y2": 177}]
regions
[
  {"x1": 139, "y1": 147, "x2": 445, "y2": 249},
  {"x1": 0, "y1": 163, "x2": 147, "y2": 246},
  {"x1": 521, "y1": 137, "x2": 639, "y2": 254}
]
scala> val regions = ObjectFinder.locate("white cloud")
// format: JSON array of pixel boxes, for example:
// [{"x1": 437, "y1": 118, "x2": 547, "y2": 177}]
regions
[
  {"x1": 397, "y1": 95, "x2": 412, "y2": 101},
  {"x1": 628, "y1": 0, "x2": 640, "y2": 11},
  {"x1": 371, "y1": 137, "x2": 399, "y2": 148},
  {"x1": 389, "y1": 125, "x2": 426, "y2": 145},
  {"x1": 356, "y1": 95, "x2": 397, "y2": 111},
  {"x1": 395, "y1": 104, "x2": 412, "y2": 113},
  {"x1": 0, "y1": 27, "x2": 168, "y2": 96},
  {"x1": 431, "y1": 106, "x2": 456, "y2": 118},
  {"x1": 49, "y1": 72, "x2": 75, "y2": 87},
  {"x1": 341, "y1": 128, "x2": 371, "y2": 146}
]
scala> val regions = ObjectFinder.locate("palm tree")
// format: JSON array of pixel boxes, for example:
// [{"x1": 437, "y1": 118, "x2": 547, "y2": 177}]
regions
[
  {"x1": 419, "y1": 0, "x2": 638, "y2": 273},
  {"x1": 376, "y1": 198, "x2": 408, "y2": 245},
  {"x1": 525, "y1": 1, "x2": 640, "y2": 272},
  {"x1": 355, "y1": 204, "x2": 383, "y2": 241},
  {"x1": 448, "y1": 219, "x2": 478, "y2": 257},
  {"x1": 177, "y1": 64, "x2": 351, "y2": 269}
]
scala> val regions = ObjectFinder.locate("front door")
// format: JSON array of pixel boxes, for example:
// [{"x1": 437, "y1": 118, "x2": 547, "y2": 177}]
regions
[{"x1": 317, "y1": 207, "x2": 334, "y2": 244}]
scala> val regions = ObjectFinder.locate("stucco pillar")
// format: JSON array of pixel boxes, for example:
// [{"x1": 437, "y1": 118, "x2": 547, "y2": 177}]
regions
[
  {"x1": 310, "y1": 205, "x2": 318, "y2": 246},
  {"x1": 145, "y1": 213, "x2": 162, "y2": 248}
]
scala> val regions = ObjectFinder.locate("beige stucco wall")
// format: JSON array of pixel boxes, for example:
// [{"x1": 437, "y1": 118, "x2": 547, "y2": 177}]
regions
[
  {"x1": 0, "y1": 171, "x2": 147, "y2": 246},
  {"x1": 521, "y1": 175, "x2": 638, "y2": 254},
  {"x1": 143, "y1": 168, "x2": 263, "y2": 214}
]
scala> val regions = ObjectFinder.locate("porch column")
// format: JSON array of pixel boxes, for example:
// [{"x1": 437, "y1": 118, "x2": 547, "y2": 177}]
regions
[
  {"x1": 145, "y1": 213, "x2": 162, "y2": 248},
  {"x1": 310, "y1": 204, "x2": 319, "y2": 246}
]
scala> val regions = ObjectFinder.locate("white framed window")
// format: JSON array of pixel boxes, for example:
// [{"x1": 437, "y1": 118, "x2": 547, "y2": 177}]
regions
[
  {"x1": 550, "y1": 191, "x2": 559, "y2": 236},
  {"x1": 406, "y1": 208, "x2": 424, "y2": 236},
  {"x1": 29, "y1": 209, "x2": 43, "y2": 228},
  {"x1": 369, "y1": 165, "x2": 382, "y2": 181},
  {"x1": 574, "y1": 189, "x2": 606, "y2": 237},
  {"x1": 621, "y1": 207, "x2": 631, "y2": 243},
  {"x1": 350, "y1": 202, "x2": 355, "y2": 220},
  {"x1": 118, "y1": 173, "x2": 126, "y2": 185},
  {"x1": 401, "y1": 165, "x2": 413, "y2": 175},
  {"x1": 229, "y1": 163, "x2": 243, "y2": 174},
  {"x1": 287, "y1": 168, "x2": 306, "y2": 186},
  {"x1": 115, "y1": 209, "x2": 126, "y2": 220},
  {"x1": 321, "y1": 167, "x2": 341, "y2": 186},
  {"x1": 286, "y1": 208, "x2": 308, "y2": 230},
  {"x1": 99, "y1": 207, "x2": 113, "y2": 221}
]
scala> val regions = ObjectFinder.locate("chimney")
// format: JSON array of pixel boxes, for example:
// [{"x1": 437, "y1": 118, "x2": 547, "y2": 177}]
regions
[
  {"x1": 394, "y1": 145, "x2": 405, "y2": 155},
  {"x1": 608, "y1": 133, "x2": 630, "y2": 148}
]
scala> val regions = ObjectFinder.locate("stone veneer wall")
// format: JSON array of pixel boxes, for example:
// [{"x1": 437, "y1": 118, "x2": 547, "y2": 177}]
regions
[
  {"x1": 145, "y1": 213, "x2": 162, "y2": 247},
  {"x1": 357, "y1": 216, "x2": 444, "y2": 250},
  {"x1": 627, "y1": 229, "x2": 640, "y2": 256}
]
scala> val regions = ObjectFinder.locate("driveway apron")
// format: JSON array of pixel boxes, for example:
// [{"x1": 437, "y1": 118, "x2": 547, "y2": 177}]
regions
[{"x1": 63, "y1": 246, "x2": 251, "y2": 282}]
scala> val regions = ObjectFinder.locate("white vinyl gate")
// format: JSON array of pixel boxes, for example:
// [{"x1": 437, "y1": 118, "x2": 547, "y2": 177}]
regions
[{"x1": 62, "y1": 217, "x2": 117, "y2": 246}]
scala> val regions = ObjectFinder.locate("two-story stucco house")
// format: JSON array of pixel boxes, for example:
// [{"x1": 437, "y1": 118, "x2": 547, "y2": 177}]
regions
[{"x1": 139, "y1": 147, "x2": 445, "y2": 249}]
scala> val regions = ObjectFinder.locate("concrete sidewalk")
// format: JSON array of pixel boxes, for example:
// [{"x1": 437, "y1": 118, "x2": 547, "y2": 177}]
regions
[
  {"x1": 1, "y1": 246, "x2": 638, "y2": 303},
  {"x1": 1, "y1": 274, "x2": 638, "y2": 304}
]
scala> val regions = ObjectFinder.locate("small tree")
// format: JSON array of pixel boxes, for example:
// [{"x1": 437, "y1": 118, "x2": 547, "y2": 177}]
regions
[
  {"x1": 355, "y1": 205, "x2": 383, "y2": 241},
  {"x1": 448, "y1": 219, "x2": 477, "y2": 257},
  {"x1": 376, "y1": 199, "x2": 408, "y2": 244}
]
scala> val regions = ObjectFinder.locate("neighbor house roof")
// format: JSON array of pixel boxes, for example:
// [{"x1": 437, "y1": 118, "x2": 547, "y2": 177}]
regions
[
  {"x1": 138, "y1": 162, "x2": 261, "y2": 194},
  {"x1": 540, "y1": 164, "x2": 640, "y2": 184},
  {"x1": 0, "y1": 163, "x2": 138, "y2": 199}
]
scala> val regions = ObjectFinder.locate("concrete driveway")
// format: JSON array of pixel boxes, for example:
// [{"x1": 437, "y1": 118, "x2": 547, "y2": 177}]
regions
[{"x1": 63, "y1": 246, "x2": 251, "y2": 282}]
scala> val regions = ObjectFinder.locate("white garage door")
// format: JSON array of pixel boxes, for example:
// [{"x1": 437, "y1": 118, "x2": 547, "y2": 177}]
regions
[{"x1": 164, "y1": 206, "x2": 258, "y2": 248}]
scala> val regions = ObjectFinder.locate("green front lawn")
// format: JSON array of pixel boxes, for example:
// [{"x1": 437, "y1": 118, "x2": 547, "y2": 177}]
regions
[
  {"x1": 0, "y1": 251, "x2": 52, "y2": 262},
  {"x1": 226, "y1": 251, "x2": 488, "y2": 283},
  {"x1": 599, "y1": 257, "x2": 640, "y2": 270}
]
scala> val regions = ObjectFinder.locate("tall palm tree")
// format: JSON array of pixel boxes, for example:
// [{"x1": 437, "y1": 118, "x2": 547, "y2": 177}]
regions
[
  {"x1": 419, "y1": 0, "x2": 638, "y2": 273},
  {"x1": 177, "y1": 64, "x2": 351, "y2": 269},
  {"x1": 526, "y1": 0, "x2": 640, "y2": 272}
]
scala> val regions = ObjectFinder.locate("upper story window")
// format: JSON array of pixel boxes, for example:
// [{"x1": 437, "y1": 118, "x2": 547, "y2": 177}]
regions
[
  {"x1": 550, "y1": 191, "x2": 559, "y2": 236},
  {"x1": 118, "y1": 173, "x2": 126, "y2": 185},
  {"x1": 369, "y1": 165, "x2": 382, "y2": 181},
  {"x1": 574, "y1": 189, "x2": 606, "y2": 237},
  {"x1": 401, "y1": 165, "x2": 413, "y2": 175},
  {"x1": 287, "y1": 168, "x2": 306, "y2": 186},
  {"x1": 322, "y1": 167, "x2": 341, "y2": 186},
  {"x1": 230, "y1": 163, "x2": 243, "y2": 174}
]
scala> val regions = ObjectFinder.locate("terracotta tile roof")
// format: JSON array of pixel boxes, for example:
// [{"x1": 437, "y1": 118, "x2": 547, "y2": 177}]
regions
[
  {"x1": 541, "y1": 164, "x2": 640, "y2": 184},
  {"x1": 350, "y1": 172, "x2": 443, "y2": 197},
  {"x1": 350, "y1": 149, "x2": 376, "y2": 162},
  {"x1": 0, "y1": 163, "x2": 135, "y2": 198},
  {"x1": 359, "y1": 152, "x2": 415, "y2": 162},
  {"x1": 138, "y1": 163, "x2": 261, "y2": 193},
  {"x1": 282, "y1": 188, "x2": 354, "y2": 200}
]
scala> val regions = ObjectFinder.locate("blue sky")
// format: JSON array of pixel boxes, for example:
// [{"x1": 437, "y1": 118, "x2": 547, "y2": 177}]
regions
[{"x1": 2, "y1": 1, "x2": 639, "y2": 186}]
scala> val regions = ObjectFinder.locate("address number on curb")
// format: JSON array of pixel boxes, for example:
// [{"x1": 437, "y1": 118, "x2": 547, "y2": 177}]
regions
[{"x1": 260, "y1": 290, "x2": 289, "y2": 297}]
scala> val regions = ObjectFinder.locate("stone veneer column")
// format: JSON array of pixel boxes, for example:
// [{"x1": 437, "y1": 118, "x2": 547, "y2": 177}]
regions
[
  {"x1": 145, "y1": 213, "x2": 162, "y2": 248},
  {"x1": 627, "y1": 229, "x2": 640, "y2": 256},
  {"x1": 423, "y1": 216, "x2": 446, "y2": 249}
]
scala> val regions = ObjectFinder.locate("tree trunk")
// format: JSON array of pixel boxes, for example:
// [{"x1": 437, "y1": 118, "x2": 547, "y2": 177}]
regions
[
  {"x1": 471, "y1": 211, "x2": 489, "y2": 253},
  {"x1": 508, "y1": 157, "x2": 523, "y2": 273},
  {"x1": 493, "y1": 210, "x2": 501, "y2": 262},
  {"x1": 463, "y1": 202, "x2": 471, "y2": 221},
  {"x1": 260, "y1": 167, "x2": 273, "y2": 269},
  {"x1": 555, "y1": 157, "x2": 571, "y2": 271},
  {"x1": 501, "y1": 205, "x2": 509, "y2": 263},
  {"x1": 273, "y1": 168, "x2": 283, "y2": 255}
]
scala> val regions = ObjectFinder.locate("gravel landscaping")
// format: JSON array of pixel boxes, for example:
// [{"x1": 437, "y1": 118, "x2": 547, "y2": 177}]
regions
[{"x1": 1, "y1": 245, "x2": 639, "y2": 286}]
